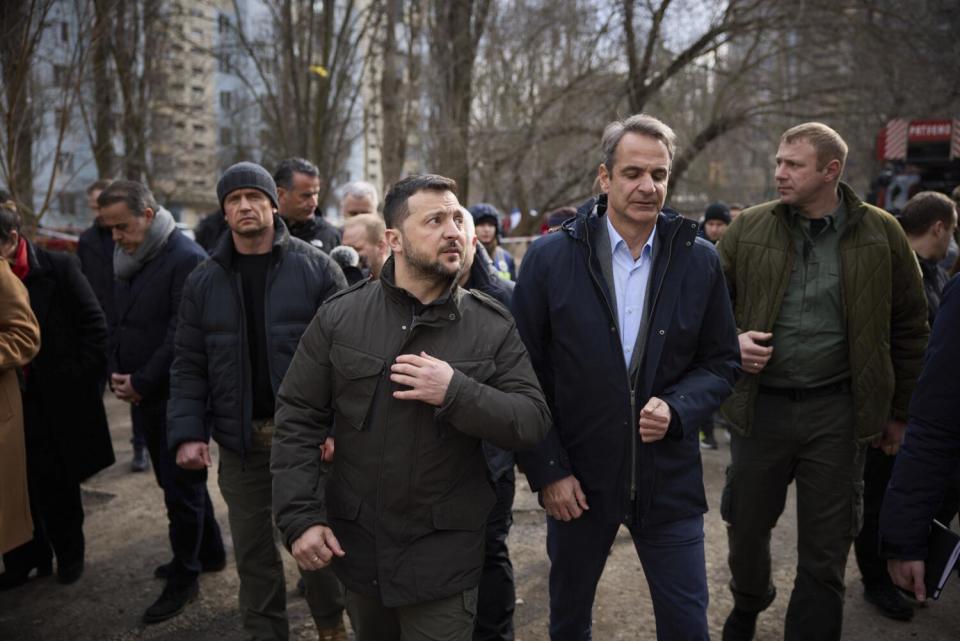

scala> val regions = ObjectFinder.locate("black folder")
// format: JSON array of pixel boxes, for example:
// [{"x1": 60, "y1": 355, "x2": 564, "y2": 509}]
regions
[{"x1": 926, "y1": 519, "x2": 960, "y2": 600}]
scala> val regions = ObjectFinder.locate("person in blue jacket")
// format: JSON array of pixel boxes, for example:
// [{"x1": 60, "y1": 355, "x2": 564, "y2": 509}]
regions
[
  {"x1": 511, "y1": 113, "x2": 741, "y2": 641},
  {"x1": 880, "y1": 274, "x2": 960, "y2": 601}
]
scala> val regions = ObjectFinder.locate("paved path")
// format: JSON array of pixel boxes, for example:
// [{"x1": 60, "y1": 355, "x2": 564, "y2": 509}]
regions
[{"x1": 1, "y1": 397, "x2": 957, "y2": 640}]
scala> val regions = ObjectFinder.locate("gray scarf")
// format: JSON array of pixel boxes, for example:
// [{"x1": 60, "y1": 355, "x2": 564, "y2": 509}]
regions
[{"x1": 114, "y1": 206, "x2": 178, "y2": 281}]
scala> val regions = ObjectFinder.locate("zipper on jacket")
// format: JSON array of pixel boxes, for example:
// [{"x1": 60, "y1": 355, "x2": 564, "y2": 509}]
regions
[
  {"x1": 583, "y1": 221, "x2": 638, "y2": 505},
  {"x1": 228, "y1": 269, "x2": 250, "y2": 467},
  {"x1": 583, "y1": 215, "x2": 682, "y2": 511}
]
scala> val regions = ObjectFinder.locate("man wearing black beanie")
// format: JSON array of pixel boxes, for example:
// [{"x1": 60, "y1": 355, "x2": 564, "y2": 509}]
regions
[
  {"x1": 700, "y1": 201, "x2": 732, "y2": 244},
  {"x1": 168, "y1": 161, "x2": 348, "y2": 640}
]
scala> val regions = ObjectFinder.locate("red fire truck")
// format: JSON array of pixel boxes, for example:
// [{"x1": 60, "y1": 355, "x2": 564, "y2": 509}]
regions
[{"x1": 872, "y1": 118, "x2": 960, "y2": 211}]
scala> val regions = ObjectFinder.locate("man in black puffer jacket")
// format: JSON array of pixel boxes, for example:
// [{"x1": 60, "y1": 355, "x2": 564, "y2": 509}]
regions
[{"x1": 167, "y1": 162, "x2": 348, "y2": 641}]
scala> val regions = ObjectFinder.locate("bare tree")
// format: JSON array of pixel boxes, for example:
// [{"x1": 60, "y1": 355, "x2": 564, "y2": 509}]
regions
[
  {"x1": 1, "y1": 0, "x2": 97, "y2": 224},
  {"x1": 0, "y1": 0, "x2": 56, "y2": 219},
  {"x1": 89, "y1": 0, "x2": 116, "y2": 178},
  {"x1": 376, "y1": 0, "x2": 424, "y2": 189},
  {"x1": 107, "y1": 0, "x2": 168, "y2": 182},
  {"x1": 425, "y1": 0, "x2": 492, "y2": 201},
  {"x1": 469, "y1": 0, "x2": 619, "y2": 232},
  {"x1": 223, "y1": 0, "x2": 373, "y2": 205}
]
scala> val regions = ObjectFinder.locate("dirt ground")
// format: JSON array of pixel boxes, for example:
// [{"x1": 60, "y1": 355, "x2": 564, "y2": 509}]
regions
[{"x1": 1, "y1": 395, "x2": 958, "y2": 640}]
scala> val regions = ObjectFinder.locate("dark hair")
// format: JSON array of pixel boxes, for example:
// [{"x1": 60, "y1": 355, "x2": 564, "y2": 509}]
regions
[
  {"x1": 898, "y1": 191, "x2": 957, "y2": 236},
  {"x1": 382, "y1": 174, "x2": 458, "y2": 229},
  {"x1": 0, "y1": 188, "x2": 11, "y2": 204},
  {"x1": 86, "y1": 179, "x2": 111, "y2": 195},
  {"x1": 0, "y1": 202, "x2": 22, "y2": 244},
  {"x1": 273, "y1": 157, "x2": 320, "y2": 190},
  {"x1": 602, "y1": 114, "x2": 677, "y2": 170},
  {"x1": 97, "y1": 180, "x2": 159, "y2": 217}
]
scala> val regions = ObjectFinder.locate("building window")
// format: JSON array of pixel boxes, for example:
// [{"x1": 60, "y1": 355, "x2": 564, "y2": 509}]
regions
[
  {"x1": 219, "y1": 91, "x2": 232, "y2": 110},
  {"x1": 217, "y1": 52, "x2": 231, "y2": 72},
  {"x1": 55, "y1": 108, "x2": 70, "y2": 128},
  {"x1": 193, "y1": 123, "x2": 206, "y2": 132},
  {"x1": 57, "y1": 152, "x2": 74, "y2": 174},
  {"x1": 61, "y1": 21, "x2": 69, "y2": 42},
  {"x1": 221, "y1": 127, "x2": 233, "y2": 145},
  {"x1": 58, "y1": 192, "x2": 77, "y2": 215},
  {"x1": 218, "y1": 13, "x2": 230, "y2": 33},
  {"x1": 153, "y1": 153, "x2": 174, "y2": 174},
  {"x1": 53, "y1": 64, "x2": 69, "y2": 87},
  {"x1": 191, "y1": 86, "x2": 204, "y2": 100}
]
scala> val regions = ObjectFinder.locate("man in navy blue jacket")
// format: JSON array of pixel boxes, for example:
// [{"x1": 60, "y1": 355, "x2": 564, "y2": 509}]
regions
[
  {"x1": 512, "y1": 114, "x2": 740, "y2": 641},
  {"x1": 879, "y1": 274, "x2": 960, "y2": 601},
  {"x1": 98, "y1": 180, "x2": 225, "y2": 625}
]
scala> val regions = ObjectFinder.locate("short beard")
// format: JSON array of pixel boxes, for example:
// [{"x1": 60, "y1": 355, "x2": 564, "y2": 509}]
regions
[{"x1": 401, "y1": 234, "x2": 462, "y2": 289}]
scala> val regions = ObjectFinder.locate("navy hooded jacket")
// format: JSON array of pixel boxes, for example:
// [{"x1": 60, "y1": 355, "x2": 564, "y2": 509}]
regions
[
  {"x1": 880, "y1": 274, "x2": 960, "y2": 559},
  {"x1": 512, "y1": 196, "x2": 740, "y2": 525}
]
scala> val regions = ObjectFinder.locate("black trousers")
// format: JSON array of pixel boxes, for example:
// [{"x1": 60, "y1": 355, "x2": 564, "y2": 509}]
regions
[
  {"x1": 854, "y1": 447, "x2": 895, "y2": 586},
  {"x1": 133, "y1": 400, "x2": 225, "y2": 587},
  {"x1": 2, "y1": 433, "x2": 84, "y2": 575},
  {"x1": 475, "y1": 470, "x2": 516, "y2": 641}
]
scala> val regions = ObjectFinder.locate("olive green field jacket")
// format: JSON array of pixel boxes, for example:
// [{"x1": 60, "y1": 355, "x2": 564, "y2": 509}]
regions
[
  {"x1": 716, "y1": 182, "x2": 929, "y2": 441},
  {"x1": 271, "y1": 257, "x2": 550, "y2": 607}
]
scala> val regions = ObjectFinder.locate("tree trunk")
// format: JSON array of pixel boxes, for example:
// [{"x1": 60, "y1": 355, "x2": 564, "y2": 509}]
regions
[
  {"x1": 0, "y1": 0, "x2": 37, "y2": 219},
  {"x1": 379, "y1": 0, "x2": 407, "y2": 188},
  {"x1": 91, "y1": 0, "x2": 116, "y2": 179},
  {"x1": 430, "y1": 0, "x2": 486, "y2": 201}
]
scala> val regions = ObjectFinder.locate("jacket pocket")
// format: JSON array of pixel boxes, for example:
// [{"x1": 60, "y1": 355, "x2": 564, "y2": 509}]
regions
[
  {"x1": 448, "y1": 358, "x2": 496, "y2": 384},
  {"x1": 330, "y1": 343, "x2": 384, "y2": 431},
  {"x1": 327, "y1": 477, "x2": 362, "y2": 521},
  {"x1": 432, "y1": 484, "x2": 496, "y2": 531}
]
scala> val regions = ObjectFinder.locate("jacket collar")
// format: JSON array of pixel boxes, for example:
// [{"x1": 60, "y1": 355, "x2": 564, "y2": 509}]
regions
[
  {"x1": 769, "y1": 181, "x2": 866, "y2": 228},
  {"x1": 211, "y1": 215, "x2": 290, "y2": 268},
  {"x1": 565, "y1": 193, "x2": 692, "y2": 249},
  {"x1": 379, "y1": 255, "x2": 464, "y2": 324}
]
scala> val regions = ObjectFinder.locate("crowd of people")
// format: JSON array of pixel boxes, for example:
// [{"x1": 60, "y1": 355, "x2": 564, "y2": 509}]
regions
[{"x1": 0, "y1": 114, "x2": 958, "y2": 641}]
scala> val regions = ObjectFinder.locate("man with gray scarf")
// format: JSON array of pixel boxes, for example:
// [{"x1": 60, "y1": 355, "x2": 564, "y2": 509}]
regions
[{"x1": 98, "y1": 180, "x2": 226, "y2": 624}]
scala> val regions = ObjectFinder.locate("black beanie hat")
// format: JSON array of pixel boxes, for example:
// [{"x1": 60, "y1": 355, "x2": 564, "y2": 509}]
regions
[
  {"x1": 703, "y1": 202, "x2": 731, "y2": 225},
  {"x1": 217, "y1": 162, "x2": 279, "y2": 211}
]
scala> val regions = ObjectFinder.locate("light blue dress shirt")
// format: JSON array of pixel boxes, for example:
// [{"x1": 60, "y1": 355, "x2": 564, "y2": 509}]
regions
[{"x1": 607, "y1": 216, "x2": 656, "y2": 368}]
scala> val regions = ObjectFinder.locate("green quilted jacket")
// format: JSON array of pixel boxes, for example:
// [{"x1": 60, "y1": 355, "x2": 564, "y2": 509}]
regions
[{"x1": 716, "y1": 182, "x2": 929, "y2": 441}]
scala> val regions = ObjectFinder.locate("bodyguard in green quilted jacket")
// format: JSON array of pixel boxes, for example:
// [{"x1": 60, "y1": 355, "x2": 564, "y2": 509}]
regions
[{"x1": 715, "y1": 122, "x2": 929, "y2": 641}]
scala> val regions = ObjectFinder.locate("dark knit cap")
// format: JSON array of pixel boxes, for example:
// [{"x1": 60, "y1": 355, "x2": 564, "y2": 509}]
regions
[
  {"x1": 703, "y1": 202, "x2": 731, "y2": 225},
  {"x1": 217, "y1": 162, "x2": 279, "y2": 211}
]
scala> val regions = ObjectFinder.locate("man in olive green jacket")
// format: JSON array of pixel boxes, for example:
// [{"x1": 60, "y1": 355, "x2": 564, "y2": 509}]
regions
[
  {"x1": 715, "y1": 123, "x2": 928, "y2": 641},
  {"x1": 271, "y1": 174, "x2": 550, "y2": 641}
]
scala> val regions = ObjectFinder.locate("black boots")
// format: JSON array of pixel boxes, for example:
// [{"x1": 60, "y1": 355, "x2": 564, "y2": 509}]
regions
[
  {"x1": 143, "y1": 581, "x2": 199, "y2": 624},
  {"x1": 722, "y1": 607, "x2": 758, "y2": 641}
]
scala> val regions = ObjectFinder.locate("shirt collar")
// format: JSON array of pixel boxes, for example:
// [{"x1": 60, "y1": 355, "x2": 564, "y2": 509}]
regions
[
  {"x1": 606, "y1": 215, "x2": 655, "y2": 263},
  {"x1": 789, "y1": 190, "x2": 846, "y2": 232}
]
